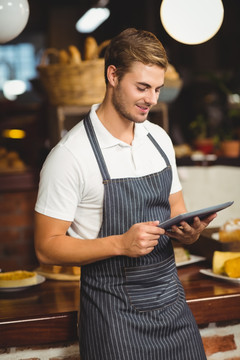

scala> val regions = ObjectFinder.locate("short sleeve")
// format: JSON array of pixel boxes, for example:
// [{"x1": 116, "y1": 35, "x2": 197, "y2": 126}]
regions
[{"x1": 35, "y1": 145, "x2": 83, "y2": 221}]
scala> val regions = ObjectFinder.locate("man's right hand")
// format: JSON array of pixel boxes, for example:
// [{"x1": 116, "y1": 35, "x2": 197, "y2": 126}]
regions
[{"x1": 119, "y1": 221, "x2": 165, "y2": 257}]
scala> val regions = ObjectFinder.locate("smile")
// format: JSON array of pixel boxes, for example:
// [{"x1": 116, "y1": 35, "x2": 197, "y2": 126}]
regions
[{"x1": 136, "y1": 105, "x2": 150, "y2": 113}]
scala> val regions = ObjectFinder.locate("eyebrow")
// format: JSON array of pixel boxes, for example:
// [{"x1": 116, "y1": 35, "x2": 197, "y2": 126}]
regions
[{"x1": 136, "y1": 82, "x2": 165, "y2": 90}]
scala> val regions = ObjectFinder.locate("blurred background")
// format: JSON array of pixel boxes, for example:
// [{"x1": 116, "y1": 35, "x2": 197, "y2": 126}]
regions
[
  {"x1": 0, "y1": 0, "x2": 240, "y2": 269},
  {"x1": 0, "y1": 0, "x2": 240, "y2": 166}
]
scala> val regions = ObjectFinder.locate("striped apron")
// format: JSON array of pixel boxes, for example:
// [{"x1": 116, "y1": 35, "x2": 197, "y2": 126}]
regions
[{"x1": 79, "y1": 115, "x2": 206, "y2": 360}]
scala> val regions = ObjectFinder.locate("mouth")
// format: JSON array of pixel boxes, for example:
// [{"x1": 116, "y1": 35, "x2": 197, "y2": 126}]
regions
[{"x1": 136, "y1": 104, "x2": 150, "y2": 114}]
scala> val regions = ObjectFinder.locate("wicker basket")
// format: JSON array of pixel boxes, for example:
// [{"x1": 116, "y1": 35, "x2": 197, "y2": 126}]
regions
[{"x1": 37, "y1": 49, "x2": 106, "y2": 106}]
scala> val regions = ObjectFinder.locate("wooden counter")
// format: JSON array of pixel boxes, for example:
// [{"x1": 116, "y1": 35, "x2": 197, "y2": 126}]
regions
[{"x1": 1, "y1": 261, "x2": 240, "y2": 348}]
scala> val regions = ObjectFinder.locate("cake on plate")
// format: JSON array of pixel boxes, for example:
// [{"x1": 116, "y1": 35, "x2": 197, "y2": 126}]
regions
[{"x1": 219, "y1": 219, "x2": 240, "y2": 242}]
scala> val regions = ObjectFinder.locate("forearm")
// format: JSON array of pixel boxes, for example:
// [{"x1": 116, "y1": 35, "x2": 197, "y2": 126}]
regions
[
  {"x1": 169, "y1": 190, "x2": 187, "y2": 218},
  {"x1": 35, "y1": 233, "x2": 121, "y2": 266},
  {"x1": 34, "y1": 212, "x2": 122, "y2": 266},
  {"x1": 34, "y1": 213, "x2": 164, "y2": 266}
]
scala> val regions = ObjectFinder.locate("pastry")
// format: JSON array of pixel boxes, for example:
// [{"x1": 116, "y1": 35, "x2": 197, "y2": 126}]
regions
[
  {"x1": 174, "y1": 247, "x2": 190, "y2": 264},
  {"x1": 68, "y1": 45, "x2": 81, "y2": 64},
  {"x1": 212, "y1": 251, "x2": 240, "y2": 274},
  {"x1": 219, "y1": 219, "x2": 240, "y2": 242},
  {"x1": 165, "y1": 64, "x2": 180, "y2": 81},
  {"x1": 0, "y1": 148, "x2": 26, "y2": 172},
  {"x1": 39, "y1": 264, "x2": 80, "y2": 276},
  {"x1": 59, "y1": 49, "x2": 70, "y2": 64},
  {"x1": 84, "y1": 36, "x2": 98, "y2": 60},
  {"x1": 0, "y1": 270, "x2": 37, "y2": 287},
  {"x1": 223, "y1": 256, "x2": 240, "y2": 278},
  {"x1": 39, "y1": 264, "x2": 62, "y2": 274}
]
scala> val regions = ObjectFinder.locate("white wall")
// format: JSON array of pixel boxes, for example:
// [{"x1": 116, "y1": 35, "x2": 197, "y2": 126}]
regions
[{"x1": 178, "y1": 166, "x2": 240, "y2": 228}]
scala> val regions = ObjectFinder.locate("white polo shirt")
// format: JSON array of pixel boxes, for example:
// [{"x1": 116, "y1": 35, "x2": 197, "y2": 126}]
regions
[{"x1": 35, "y1": 104, "x2": 181, "y2": 239}]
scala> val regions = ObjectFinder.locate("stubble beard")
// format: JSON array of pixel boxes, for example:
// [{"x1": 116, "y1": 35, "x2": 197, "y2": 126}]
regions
[{"x1": 112, "y1": 84, "x2": 148, "y2": 124}]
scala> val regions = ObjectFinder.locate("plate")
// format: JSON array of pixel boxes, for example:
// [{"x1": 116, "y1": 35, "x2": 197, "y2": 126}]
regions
[
  {"x1": 35, "y1": 268, "x2": 80, "y2": 281},
  {"x1": 176, "y1": 255, "x2": 206, "y2": 267},
  {"x1": 0, "y1": 274, "x2": 46, "y2": 292},
  {"x1": 200, "y1": 269, "x2": 240, "y2": 284}
]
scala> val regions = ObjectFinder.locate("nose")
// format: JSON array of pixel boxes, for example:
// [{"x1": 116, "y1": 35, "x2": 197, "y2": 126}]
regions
[{"x1": 144, "y1": 90, "x2": 158, "y2": 106}]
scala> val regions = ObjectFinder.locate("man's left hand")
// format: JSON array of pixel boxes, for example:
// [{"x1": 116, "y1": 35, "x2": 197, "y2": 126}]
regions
[{"x1": 165, "y1": 213, "x2": 217, "y2": 245}]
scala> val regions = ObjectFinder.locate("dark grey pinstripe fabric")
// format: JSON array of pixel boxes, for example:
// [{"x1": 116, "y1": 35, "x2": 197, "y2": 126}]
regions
[{"x1": 79, "y1": 115, "x2": 206, "y2": 360}]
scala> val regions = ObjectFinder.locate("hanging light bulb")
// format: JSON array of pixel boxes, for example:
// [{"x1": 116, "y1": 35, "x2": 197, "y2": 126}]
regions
[
  {"x1": 76, "y1": 0, "x2": 110, "y2": 33},
  {"x1": 0, "y1": 0, "x2": 30, "y2": 44},
  {"x1": 160, "y1": 0, "x2": 224, "y2": 45},
  {"x1": 76, "y1": 7, "x2": 110, "y2": 33}
]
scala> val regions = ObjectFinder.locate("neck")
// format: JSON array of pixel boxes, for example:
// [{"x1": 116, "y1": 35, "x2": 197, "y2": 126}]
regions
[{"x1": 96, "y1": 100, "x2": 135, "y2": 145}]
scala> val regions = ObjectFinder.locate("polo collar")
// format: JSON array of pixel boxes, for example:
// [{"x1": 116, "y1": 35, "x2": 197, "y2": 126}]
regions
[{"x1": 89, "y1": 104, "x2": 149, "y2": 149}]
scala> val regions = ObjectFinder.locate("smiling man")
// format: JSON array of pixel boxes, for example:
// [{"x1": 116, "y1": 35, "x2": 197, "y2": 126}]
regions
[{"x1": 34, "y1": 28, "x2": 215, "y2": 360}]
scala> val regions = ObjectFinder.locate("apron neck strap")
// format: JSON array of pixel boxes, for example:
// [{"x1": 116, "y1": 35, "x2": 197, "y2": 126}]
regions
[
  {"x1": 84, "y1": 113, "x2": 111, "y2": 181},
  {"x1": 84, "y1": 113, "x2": 171, "y2": 180},
  {"x1": 147, "y1": 133, "x2": 170, "y2": 167}
]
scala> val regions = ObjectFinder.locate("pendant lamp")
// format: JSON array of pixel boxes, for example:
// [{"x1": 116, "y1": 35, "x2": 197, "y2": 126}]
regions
[
  {"x1": 0, "y1": 0, "x2": 30, "y2": 43},
  {"x1": 160, "y1": 0, "x2": 224, "y2": 45}
]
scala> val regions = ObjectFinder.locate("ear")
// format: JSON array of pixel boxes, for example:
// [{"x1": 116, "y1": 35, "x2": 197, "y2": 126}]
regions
[{"x1": 107, "y1": 65, "x2": 118, "y2": 87}]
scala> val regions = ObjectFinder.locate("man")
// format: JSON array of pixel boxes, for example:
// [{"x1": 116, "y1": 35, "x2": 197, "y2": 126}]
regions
[{"x1": 34, "y1": 28, "x2": 216, "y2": 359}]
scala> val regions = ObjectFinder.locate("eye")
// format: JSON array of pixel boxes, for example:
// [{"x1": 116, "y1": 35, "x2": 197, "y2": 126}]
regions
[{"x1": 137, "y1": 86, "x2": 146, "y2": 92}]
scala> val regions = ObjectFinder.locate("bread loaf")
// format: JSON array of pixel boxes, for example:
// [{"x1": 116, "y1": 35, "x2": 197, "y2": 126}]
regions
[
  {"x1": 68, "y1": 45, "x2": 81, "y2": 64},
  {"x1": 59, "y1": 49, "x2": 69, "y2": 64},
  {"x1": 84, "y1": 36, "x2": 98, "y2": 60}
]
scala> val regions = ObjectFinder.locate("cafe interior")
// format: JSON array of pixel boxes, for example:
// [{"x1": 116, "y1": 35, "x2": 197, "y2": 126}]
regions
[{"x1": 0, "y1": 0, "x2": 240, "y2": 358}]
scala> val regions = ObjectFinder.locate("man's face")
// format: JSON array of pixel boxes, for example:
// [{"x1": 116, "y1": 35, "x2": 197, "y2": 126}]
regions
[{"x1": 112, "y1": 61, "x2": 165, "y2": 124}]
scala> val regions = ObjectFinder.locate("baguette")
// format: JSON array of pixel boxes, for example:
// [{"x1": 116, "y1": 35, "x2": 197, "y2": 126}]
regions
[
  {"x1": 59, "y1": 49, "x2": 70, "y2": 64},
  {"x1": 68, "y1": 45, "x2": 81, "y2": 64},
  {"x1": 84, "y1": 36, "x2": 98, "y2": 60}
]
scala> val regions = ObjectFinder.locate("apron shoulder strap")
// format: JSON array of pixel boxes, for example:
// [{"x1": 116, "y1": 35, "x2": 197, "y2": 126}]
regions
[
  {"x1": 84, "y1": 113, "x2": 111, "y2": 181},
  {"x1": 147, "y1": 133, "x2": 171, "y2": 167},
  {"x1": 84, "y1": 113, "x2": 171, "y2": 179}
]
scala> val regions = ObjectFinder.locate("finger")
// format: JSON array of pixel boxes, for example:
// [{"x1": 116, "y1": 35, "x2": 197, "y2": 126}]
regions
[
  {"x1": 144, "y1": 220, "x2": 160, "y2": 226},
  {"x1": 201, "y1": 213, "x2": 217, "y2": 226},
  {"x1": 171, "y1": 224, "x2": 186, "y2": 234},
  {"x1": 140, "y1": 232, "x2": 160, "y2": 241},
  {"x1": 143, "y1": 226, "x2": 164, "y2": 236},
  {"x1": 141, "y1": 237, "x2": 159, "y2": 247}
]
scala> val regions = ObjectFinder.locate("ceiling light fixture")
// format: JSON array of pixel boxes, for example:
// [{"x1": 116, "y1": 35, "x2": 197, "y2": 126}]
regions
[
  {"x1": 160, "y1": 0, "x2": 224, "y2": 45},
  {"x1": 3, "y1": 79, "x2": 27, "y2": 100},
  {"x1": 76, "y1": 0, "x2": 110, "y2": 33},
  {"x1": 2, "y1": 129, "x2": 26, "y2": 139},
  {"x1": 0, "y1": 0, "x2": 30, "y2": 43}
]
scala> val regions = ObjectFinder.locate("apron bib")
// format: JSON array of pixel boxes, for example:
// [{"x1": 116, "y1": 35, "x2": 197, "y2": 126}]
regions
[{"x1": 79, "y1": 114, "x2": 206, "y2": 360}]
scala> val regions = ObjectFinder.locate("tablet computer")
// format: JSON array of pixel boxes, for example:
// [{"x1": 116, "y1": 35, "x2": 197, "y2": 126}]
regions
[{"x1": 158, "y1": 201, "x2": 234, "y2": 230}]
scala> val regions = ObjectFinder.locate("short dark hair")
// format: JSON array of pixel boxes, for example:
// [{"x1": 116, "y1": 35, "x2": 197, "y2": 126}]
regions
[{"x1": 104, "y1": 28, "x2": 168, "y2": 84}]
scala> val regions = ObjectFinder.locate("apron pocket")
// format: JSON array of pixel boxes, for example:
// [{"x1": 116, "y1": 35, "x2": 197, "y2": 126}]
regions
[{"x1": 124, "y1": 255, "x2": 179, "y2": 312}]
